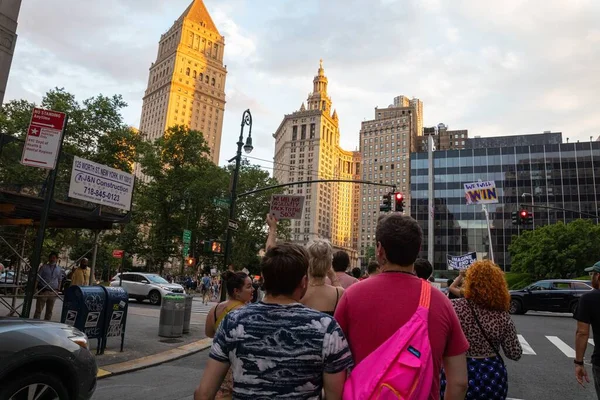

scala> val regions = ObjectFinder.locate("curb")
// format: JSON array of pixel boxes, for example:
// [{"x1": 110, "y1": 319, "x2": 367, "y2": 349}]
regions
[{"x1": 96, "y1": 337, "x2": 213, "y2": 379}]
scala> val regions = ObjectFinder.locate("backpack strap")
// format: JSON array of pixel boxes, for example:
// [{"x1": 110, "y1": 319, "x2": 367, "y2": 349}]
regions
[{"x1": 419, "y1": 280, "x2": 432, "y2": 309}]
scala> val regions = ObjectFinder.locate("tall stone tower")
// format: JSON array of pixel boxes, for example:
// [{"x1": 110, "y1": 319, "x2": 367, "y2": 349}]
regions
[
  {"x1": 0, "y1": 0, "x2": 21, "y2": 103},
  {"x1": 138, "y1": 0, "x2": 226, "y2": 166},
  {"x1": 273, "y1": 61, "x2": 361, "y2": 266}
]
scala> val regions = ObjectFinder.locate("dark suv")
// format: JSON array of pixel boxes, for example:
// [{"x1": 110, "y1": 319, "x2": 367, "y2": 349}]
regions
[{"x1": 509, "y1": 279, "x2": 592, "y2": 315}]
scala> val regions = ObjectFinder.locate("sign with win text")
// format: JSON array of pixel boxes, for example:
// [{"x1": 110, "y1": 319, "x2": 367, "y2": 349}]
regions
[
  {"x1": 447, "y1": 252, "x2": 477, "y2": 270},
  {"x1": 464, "y1": 181, "x2": 498, "y2": 205},
  {"x1": 20, "y1": 108, "x2": 67, "y2": 170},
  {"x1": 269, "y1": 195, "x2": 305, "y2": 220},
  {"x1": 68, "y1": 157, "x2": 134, "y2": 211}
]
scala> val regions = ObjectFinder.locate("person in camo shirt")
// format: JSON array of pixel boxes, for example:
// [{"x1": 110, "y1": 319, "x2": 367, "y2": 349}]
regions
[{"x1": 194, "y1": 242, "x2": 353, "y2": 400}]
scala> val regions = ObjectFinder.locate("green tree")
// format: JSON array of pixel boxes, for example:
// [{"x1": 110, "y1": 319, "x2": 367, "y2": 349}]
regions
[{"x1": 509, "y1": 219, "x2": 600, "y2": 278}]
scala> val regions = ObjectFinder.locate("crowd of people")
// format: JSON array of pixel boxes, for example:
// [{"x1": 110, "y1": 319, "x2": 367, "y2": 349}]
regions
[{"x1": 194, "y1": 213, "x2": 529, "y2": 400}]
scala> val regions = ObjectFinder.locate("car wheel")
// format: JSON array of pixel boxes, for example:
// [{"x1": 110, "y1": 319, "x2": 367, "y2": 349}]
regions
[
  {"x1": 570, "y1": 301, "x2": 579, "y2": 315},
  {"x1": 149, "y1": 290, "x2": 161, "y2": 306},
  {"x1": 1, "y1": 371, "x2": 69, "y2": 400},
  {"x1": 509, "y1": 299, "x2": 524, "y2": 315}
]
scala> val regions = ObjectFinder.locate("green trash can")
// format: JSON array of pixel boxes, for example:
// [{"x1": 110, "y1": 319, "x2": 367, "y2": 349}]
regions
[{"x1": 158, "y1": 294, "x2": 185, "y2": 338}]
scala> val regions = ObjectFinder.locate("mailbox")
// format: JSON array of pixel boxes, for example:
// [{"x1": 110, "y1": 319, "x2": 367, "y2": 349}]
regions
[
  {"x1": 101, "y1": 286, "x2": 129, "y2": 353},
  {"x1": 61, "y1": 285, "x2": 107, "y2": 354}
]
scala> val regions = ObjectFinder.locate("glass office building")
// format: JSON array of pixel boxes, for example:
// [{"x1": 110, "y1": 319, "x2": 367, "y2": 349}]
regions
[{"x1": 410, "y1": 135, "x2": 600, "y2": 270}]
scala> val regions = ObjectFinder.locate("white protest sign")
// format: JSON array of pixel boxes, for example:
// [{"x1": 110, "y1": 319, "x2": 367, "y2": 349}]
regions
[
  {"x1": 68, "y1": 156, "x2": 134, "y2": 211},
  {"x1": 447, "y1": 252, "x2": 477, "y2": 270},
  {"x1": 270, "y1": 195, "x2": 305, "y2": 220},
  {"x1": 464, "y1": 181, "x2": 498, "y2": 205}
]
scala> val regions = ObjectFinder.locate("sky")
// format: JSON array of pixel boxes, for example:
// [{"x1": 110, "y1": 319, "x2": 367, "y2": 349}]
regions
[{"x1": 7, "y1": 0, "x2": 600, "y2": 170}]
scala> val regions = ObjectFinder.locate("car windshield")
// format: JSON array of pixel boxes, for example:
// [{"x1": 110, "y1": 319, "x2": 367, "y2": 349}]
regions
[{"x1": 146, "y1": 275, "x2": 169, "y2": 284}]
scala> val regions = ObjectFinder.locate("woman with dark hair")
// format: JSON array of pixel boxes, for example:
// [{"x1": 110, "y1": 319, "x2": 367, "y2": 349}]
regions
[
  {"x1": 440, "y1": 260, "x2": 522, "y2": 399},
  {"x1": 205, "y1": 270, "x2": 253, "y2": 399}
]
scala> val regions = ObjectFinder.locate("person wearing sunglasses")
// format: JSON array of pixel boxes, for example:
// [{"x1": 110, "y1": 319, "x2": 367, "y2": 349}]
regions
[{"x1": 574, "y1": 261, "x2": 600, "y2": 397}]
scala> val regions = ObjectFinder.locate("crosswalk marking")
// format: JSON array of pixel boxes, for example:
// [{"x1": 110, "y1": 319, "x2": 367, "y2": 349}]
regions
[
  {"x1": 546, "y1": 336, "x2": 576, "y2": 358},
  {"x1": 518, "y1": 334, "x2": 536, "y2": 355}
]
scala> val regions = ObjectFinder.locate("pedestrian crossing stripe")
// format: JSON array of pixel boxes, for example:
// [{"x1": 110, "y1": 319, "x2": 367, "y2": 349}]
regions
[{"x1": 517, "y1": 334, "x2": 595, "y2": 359}]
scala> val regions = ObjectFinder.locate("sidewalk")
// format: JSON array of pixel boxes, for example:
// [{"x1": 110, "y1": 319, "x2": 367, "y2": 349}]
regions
[{"x1": 0, "y1": 295, "x2": 214, "y2": 377}]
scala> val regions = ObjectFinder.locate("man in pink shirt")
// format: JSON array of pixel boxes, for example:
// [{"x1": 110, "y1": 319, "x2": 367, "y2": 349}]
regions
[
  {"x1": 335, "y1": 214, "x2": 469, "y2": 400},
  {"x1": 332, "y1": 251, "x2": 358, "y2": 289}
]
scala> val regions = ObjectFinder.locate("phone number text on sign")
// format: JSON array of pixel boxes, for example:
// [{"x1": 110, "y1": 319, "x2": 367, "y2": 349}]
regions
[{"x1": 68, "y1": 156, "x2": 134, "y2": 211}]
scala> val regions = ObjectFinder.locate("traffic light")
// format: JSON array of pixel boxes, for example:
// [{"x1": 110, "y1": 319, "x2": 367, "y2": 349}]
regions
[
  {"x1": 394, "y1": 193, "x2": 405, "y2": 212},
  {"x1": 519, "y1": 209, "x2": 528, "y2": 225},
  {"x1": 186, "y1": 257, "x2": 195, "y2": 266},
  {"x1": 380, "y1": 192, "x2": 392, "y2": 212},
  {"x1": 203, "y1": 240, "x2": 224, "y2": 254},
  {"x1": 527, "y1": 211, "x2": 533, "y2": 225},
  {"x1": 511, "y1": 211, "x2": 520, "y2": 226}
]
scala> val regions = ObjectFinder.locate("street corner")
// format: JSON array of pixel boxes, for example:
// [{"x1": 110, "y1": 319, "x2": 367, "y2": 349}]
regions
[{"x1": 97, "y1": 337, "x2": 212, "y2": 379}]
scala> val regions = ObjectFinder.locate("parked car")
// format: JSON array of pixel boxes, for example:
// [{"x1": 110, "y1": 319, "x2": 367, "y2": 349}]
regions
[
  {"x1": 110, "y1": 272, "x2": 185, "y2": 305},
  {"x1": 0, "y1": 271, "x2": 27, "y2": 285},
  {"x1": 0, "y1": 318, "x2": 97, "y2": 400},
  {"x1": 509, "y1": 279, "x2": 592, "y2": 315}
]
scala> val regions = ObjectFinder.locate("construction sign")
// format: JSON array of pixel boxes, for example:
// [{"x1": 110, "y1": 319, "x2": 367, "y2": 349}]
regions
[{"x1": 464, "y1": 181, "x2": 498, "y2": 205}]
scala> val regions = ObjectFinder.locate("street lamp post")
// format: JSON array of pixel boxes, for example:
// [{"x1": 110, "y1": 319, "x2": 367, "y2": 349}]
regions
[{"x1": 224, "y1": 109, "x2": 253, "y2": 272}]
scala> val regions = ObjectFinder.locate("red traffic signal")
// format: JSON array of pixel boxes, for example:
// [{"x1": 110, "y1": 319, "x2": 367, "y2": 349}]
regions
[
  {"x1": 394, "y1": 192, "x2": 405, "y2": 212},
  {"x1": 520, "y1": 210, "x2": 527, "y2": 218}
]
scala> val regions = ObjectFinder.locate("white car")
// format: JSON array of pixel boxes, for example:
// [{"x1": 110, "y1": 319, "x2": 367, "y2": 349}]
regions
[{"x1": 110, "y1": 272, "x2": 185, "y2": 305}]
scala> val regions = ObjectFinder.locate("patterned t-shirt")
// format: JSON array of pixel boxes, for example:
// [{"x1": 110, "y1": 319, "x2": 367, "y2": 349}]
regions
[{"x1": 210, "y1": 302, "x2": 354, "y2": 399}]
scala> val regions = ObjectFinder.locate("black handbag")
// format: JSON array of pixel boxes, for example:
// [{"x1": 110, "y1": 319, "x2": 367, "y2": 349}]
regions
[{"x1": 468, "y1": 300, "x2": 505, "y2": 364}]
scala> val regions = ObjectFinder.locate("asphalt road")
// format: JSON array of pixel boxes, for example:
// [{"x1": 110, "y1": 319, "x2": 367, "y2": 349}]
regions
[{"x1": 92, "y1": 311, "x2": 598, "y2": 400}]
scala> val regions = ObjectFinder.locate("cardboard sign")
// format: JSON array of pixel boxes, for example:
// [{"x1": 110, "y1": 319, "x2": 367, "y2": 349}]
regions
[
  {"x1": 464, "y1": 181, "x2": 498, "y2": 205},
  {"x1": 270, "y1": 195, "x2": 305, "y2": 220},
  {"x1": 447, "y1": 252, "x2": 477, "y2": 270}
]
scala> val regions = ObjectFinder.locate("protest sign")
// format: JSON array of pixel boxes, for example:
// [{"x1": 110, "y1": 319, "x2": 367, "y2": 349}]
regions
[
  {"x1": 464, "y1": 181, "x2": 498, "y2": 205},
  {"x1": 447, "y1": 252, "x2": 477, "y2": 270},
  {"x1": 270, "y1": 195, "x2": 305, "y2": 219}
]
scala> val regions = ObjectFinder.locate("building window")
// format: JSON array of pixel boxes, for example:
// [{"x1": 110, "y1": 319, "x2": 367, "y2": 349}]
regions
[
  {"x1": 193, "y1": 70, "x2": 197, "y2": 78},
  {"x1": 310, "y1": 123, "x2": 315, "y2": 139},
  {"x1": 211, "y1": 78, "x2": 216, "y2": 86},
  {"x1": 301, "y1": 125, "x2": 307, "y2": 140},
  {"x1": 186, "y1": 68, "x2": 190, "y2": 76}
]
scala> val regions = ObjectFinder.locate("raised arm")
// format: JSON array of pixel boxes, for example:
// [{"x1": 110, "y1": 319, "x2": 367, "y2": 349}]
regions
[
  {"x1": 449, "y1": 270, "x2": 465, "y2": 298},
  {"x1": 265, "y1": 213, "x2": 278, "y2": 251}
]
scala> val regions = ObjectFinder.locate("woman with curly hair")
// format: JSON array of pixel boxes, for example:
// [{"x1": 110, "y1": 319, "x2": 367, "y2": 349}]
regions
[{"x1": 440, "y1": 260, "x2": 522, "y2": 400}]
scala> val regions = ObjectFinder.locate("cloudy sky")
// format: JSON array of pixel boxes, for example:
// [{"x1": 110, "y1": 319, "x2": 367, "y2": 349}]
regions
[{"x1": 7, "y1": 0, "x2": 600, "y2": 169}]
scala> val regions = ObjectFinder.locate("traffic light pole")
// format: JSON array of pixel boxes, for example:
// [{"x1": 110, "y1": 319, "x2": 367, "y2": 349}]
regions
[{"x1": 519, "y1": 203, "x2": 599, "y2": 224}]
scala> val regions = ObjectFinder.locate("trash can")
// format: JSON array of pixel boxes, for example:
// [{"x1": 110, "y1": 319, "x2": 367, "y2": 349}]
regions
[
  {"x1": 183, "y1": 294, "x2": 193, "y2": 334},
  {"x1": 158, "y1": 294, "x2": 185, "y2": 338}
]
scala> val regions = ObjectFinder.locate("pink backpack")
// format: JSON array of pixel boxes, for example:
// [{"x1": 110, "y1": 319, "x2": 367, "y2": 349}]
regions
[{"x1": 343, "y1": 280, "x2": 433, "y2": 400}]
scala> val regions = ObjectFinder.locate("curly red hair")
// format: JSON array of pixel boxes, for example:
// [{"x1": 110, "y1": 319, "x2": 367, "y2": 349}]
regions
[{"x1": 463, "y1": 260, "x2": 510, "y2": 311}]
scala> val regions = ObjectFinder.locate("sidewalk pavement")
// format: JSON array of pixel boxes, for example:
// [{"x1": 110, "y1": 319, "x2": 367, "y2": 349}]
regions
[{"x1": 0, "y1": 295, "x2": 215, "y2": 379}]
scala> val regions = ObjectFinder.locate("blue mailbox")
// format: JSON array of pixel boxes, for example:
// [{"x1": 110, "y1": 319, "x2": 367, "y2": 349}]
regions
[
  {"x1": 100, "y1": 286, "x2": 129, "y2": 353},
  {"x1": 61, "y1": 285, "x2": 107, "y2": 354}
]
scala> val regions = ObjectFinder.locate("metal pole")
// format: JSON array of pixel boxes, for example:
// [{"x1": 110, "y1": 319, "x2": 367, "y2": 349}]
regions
[
  {"x1": 224, "y1": 110, "x2": 252, "y2": 271},
  {"x1": 482, "y1": 204, "x2": 495, "y2": 263},
  {"x1": 90, "y1": 230, "x2": 99, "y2": 285},
  {"x1": 22, "y1": 115, "x2": 69, "y2": 318},
  {"x1": 9, "y1": 227, "x2": 28, "y2": 315},
  {"x1": 427, "y1": 135, "x2": 434, "y2": 266}
]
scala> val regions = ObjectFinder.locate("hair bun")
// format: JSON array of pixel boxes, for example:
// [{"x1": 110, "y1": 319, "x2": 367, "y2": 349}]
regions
[
  {"x1": 221, "y1": 271, "x2": 234, "y2": 281},
  {"x1": 307, "y1": 239, "x2": 332, "y2": 258}
]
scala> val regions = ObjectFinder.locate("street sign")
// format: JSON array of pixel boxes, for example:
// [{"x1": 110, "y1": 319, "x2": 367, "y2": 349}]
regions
[
  {"x1": 112, "y1": 250, "x2": 124, "y2": 259},
  {"x1": 183, "y1": 245, "x2": 190, "y2": 257},
  {"x1": 68, "y1": 156, "x2": 134, "y2": 211},
  {"x1": 228, "y1": 220, "x2": 239, "y2": 231},
  {"x1": 182, "y1": 229, "x2": 192, "y2": 244},
  {"x1": 20, "y1": 107, "x2": 67, "y2": 169},
  {"x1": 213, "y1": 198, "x2": 230, "y2": 209}
]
